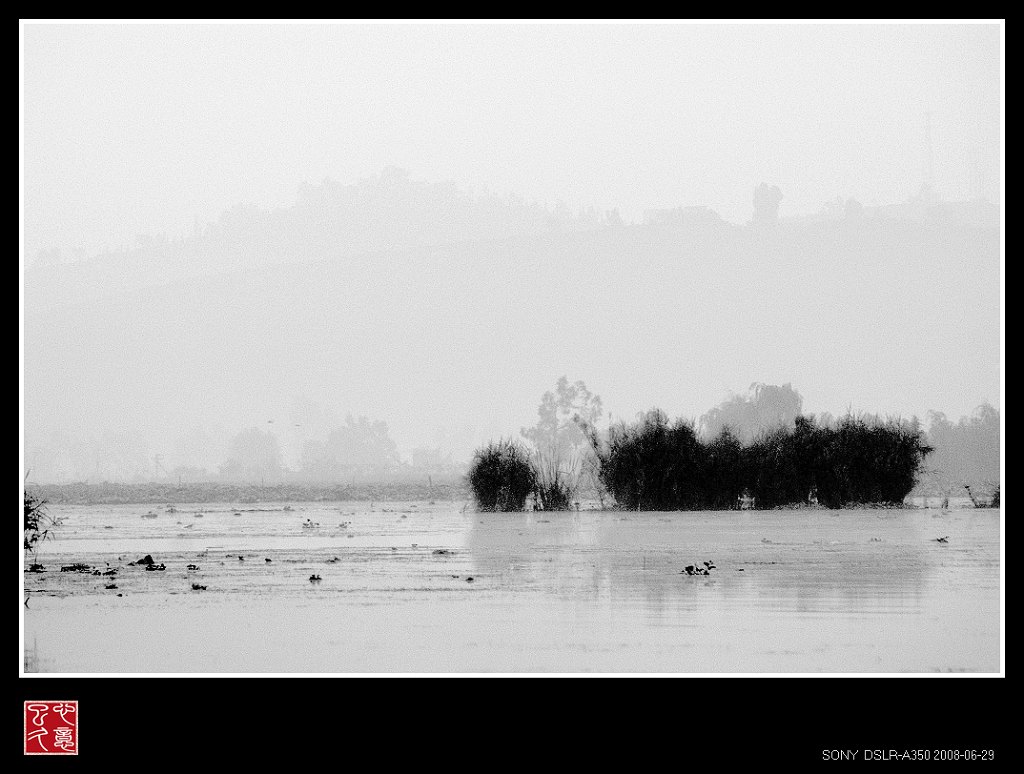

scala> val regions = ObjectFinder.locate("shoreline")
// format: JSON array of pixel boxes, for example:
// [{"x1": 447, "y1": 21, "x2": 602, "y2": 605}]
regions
[
  {"x1": 24, "y1": 481, "x2": 472, "y2": 506},
  {"x1": 22, "y1": 482, "x2": 997, "y2": 512}
]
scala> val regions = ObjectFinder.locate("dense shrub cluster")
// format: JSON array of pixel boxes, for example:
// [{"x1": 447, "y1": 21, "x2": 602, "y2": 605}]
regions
[
  {"x1": 467, "y1": 440, "x2": 538, "y2": 511},
  {"x1": 583, "y1": 410, "x2": 931, "y2": 510}
]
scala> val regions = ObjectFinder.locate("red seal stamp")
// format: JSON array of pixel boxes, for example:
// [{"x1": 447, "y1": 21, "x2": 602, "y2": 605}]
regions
[{"x1": 24, "y1": 701, "x2": 78, "y2": 755}]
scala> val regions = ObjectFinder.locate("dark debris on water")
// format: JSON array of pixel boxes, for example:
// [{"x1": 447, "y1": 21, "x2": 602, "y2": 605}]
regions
[{"x1": 681, "y1": 561, "x2": 717, "y2": 577}]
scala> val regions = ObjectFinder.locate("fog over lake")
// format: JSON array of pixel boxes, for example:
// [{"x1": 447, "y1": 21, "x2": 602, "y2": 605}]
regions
[{"x1": 23, "y1": 23, "x2": 1000, "y2": 475}]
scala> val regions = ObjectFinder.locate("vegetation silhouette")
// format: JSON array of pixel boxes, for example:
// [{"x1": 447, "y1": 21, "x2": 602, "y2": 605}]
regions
[
  {"x1": 699, "y1": 382, "x2": 803, "y2": 443},
  {"x1": 532, "y1": 449, "x2": 579, "y2": 511},
  {"x1": 520, "y1": 376, "x2": 603, "y2": 511},
  {"x1": 24, "y1": 488, "x2": 52, "y2": 552},
  {"x1": 922, "y1": 403, "x2": 999, "y2": 497},
  {"x1": 24, "y1": 484, "x2": 55, "y2": 606},
  {"x1": 581, "y1": 410, "x2": 932, "y2": 510},
  {"x1": 467, "y1": 439, "x2": 537, "y2": 512}
]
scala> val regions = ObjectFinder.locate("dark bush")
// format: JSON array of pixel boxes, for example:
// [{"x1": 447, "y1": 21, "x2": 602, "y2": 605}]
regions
[
  {"x1": 584, "y1": 412, "x2": 931, "y2": 510},
  {"x1": 467, "y1": 439, "x2": 537, "y2": 511},
  {"x1": 583, "y1": 410, "x2": 705, "y2": 510}
]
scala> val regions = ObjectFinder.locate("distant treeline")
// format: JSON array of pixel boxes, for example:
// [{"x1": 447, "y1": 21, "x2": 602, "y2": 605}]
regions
[
  {"x1": 25, "y1": 413, "x2": 466, "y2": 488},
  {"x1": 917, "y1": 404, "x2": 1000, "y2": 495},
  {"x1": 24, "y1": 481, "x2": 470, "y2": 506}
]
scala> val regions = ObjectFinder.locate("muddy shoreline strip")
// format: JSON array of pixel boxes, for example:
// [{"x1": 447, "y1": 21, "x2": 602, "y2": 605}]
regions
[{"x1": 25, "y1": 481, "x2": 472, "y2": 505}]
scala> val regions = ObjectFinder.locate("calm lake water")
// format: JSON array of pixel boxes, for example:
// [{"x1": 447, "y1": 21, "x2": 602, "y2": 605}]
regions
[{"x1": 22, "y1": 501, "x2": 1001, "y2": 673}]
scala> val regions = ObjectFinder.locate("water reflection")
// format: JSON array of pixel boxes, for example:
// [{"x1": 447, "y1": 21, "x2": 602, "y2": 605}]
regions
[{"x1": 465, "y1": 509, "x2": 983, "y2": 618}]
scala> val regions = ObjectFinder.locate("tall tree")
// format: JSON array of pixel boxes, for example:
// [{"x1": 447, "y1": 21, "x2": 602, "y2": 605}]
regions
[
  {"x1": 521, "y1": 376, "x2": 603, "y2": 460},
  {"x1": 219, "y1": 428, "x2": 283, "y2": 482},
  {"x1": 700, "y1": 383, "x2": 803, "y2": 443}
]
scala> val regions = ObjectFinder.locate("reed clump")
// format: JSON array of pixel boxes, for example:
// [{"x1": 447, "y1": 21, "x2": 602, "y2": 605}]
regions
[
  {"x1": 582, "y1": 411, "x2": 931, "y2": 510},
  {"x1": 532, "y1": 449, "x2": 580, "y2": 511},
  {"x1": 467, "y1": 439, "x2": 537, "y2": 511},
  {"x1": 24, "y1": 490, "x2": 52, "y2": 552}
]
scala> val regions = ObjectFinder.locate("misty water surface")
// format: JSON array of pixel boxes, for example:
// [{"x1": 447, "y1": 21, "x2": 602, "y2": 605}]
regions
[{"x1": 22, "y1": 502, "x2": 999, "y2": 673}]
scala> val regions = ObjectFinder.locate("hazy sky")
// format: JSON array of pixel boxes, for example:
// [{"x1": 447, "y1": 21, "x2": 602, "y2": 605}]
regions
[
  {"x1": 23, "y1": 22, "x2": 1001, "y2": 259},
  {"x1": 20, "y1": 22, "x2": 1003, "y2": 474}
]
